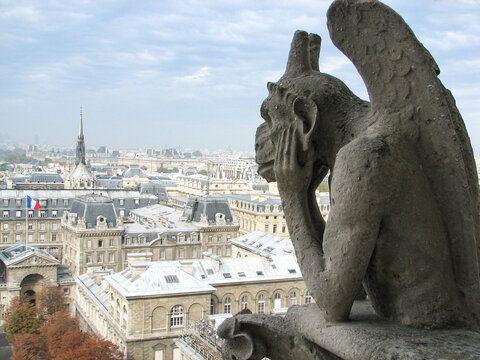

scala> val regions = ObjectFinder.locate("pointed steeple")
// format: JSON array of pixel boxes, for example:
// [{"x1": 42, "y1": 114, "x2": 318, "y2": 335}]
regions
[{"x1": 75, "y1": 107, "x2": 86, "y2": 166}]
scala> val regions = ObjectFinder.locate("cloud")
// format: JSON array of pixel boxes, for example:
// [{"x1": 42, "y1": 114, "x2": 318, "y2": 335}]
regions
[{"x1": 174, "y1": 66, "x2": 210, "y2": 84}]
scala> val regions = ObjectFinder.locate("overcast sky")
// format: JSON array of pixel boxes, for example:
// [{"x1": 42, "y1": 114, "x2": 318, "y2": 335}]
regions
[{"x1": 1, "y1": 0, "x2": 479, "y2": 153}]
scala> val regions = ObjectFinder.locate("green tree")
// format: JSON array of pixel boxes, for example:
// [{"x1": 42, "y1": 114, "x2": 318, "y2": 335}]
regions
[
  {"x1": 6, "y1": 303, "x2": 40, "y2": 342},
  {"x1": 198, "y1": 169, "x2": 208, "y2": 176}
]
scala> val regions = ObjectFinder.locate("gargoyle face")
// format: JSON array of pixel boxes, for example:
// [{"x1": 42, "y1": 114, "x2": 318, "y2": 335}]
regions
[{"x1": 255, "y1": 82, "x2": 293, "y2": 182}]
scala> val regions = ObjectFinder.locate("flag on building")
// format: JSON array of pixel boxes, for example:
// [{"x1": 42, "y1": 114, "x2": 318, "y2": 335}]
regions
[{"x1": 27, "y1": 195, "x2": 41, "y2": 210}]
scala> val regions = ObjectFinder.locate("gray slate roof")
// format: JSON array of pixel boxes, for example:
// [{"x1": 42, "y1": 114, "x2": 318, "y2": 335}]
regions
[
  {"x1": 69, "y1": 195, "x2": 118, "y2": 228},
  {"x1": 183, "y1": 195, "x2": 233, "y2": 224}
]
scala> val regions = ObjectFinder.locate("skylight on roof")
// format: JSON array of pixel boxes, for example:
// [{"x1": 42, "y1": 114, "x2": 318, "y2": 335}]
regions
[
  {"x1": 206, "y1": 269, "x2": 214, "y2": 275},
  {"x1": 223, "y1": 273, "x2": 232, "y2": 278},
  {"x1": 256, "y1": 271, "x2": 264, "y2": 276},
  {"x1": 164, "y1": 275, "x2": 179, "y2": 283},
  {"x1": 271, "y1": 264, "x2": 277, "y2": 269},
  {"x1": 288, "y1": 269, "x2": 297, "y2": 274},
  {"x1": 264, "y1": 247, "x2": 274, "y2": 253},
  {"x1": 238, "y1": 272, "x2": 246, "y2": 277}
]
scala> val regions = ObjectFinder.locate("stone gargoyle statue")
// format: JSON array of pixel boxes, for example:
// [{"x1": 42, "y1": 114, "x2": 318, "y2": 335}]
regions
[{"x1": 218, "y1": 0, "x2": 480, "y2": 359}]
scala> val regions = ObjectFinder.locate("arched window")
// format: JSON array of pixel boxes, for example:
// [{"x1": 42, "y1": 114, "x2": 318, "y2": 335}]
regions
[
  {"x1": 241, "y1": 295, "x2": 248, "y2": 310},
  {"x1": 274, "y1": 293, "x2": 282, "y2": 309},
  {"x1": 258, "y1": 294, "x2": 265, "y2": 314},
  {"x1": 170, "y1": 305, "x2": 184, "y2": 327},
  {"x1": 305, "y1": 291, "x2": 312, "y2": 304},
  {"x1": 224, "y1": 297, "x2": 232, "y2": 314},
  {"x1": 290, "y1": 291, "x2": 297, "y2": 306}
]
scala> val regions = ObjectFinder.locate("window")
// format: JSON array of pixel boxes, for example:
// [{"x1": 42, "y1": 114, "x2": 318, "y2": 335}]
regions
[
  {"x1": 192, "y1": 248, "x2": 197, "y2": 258},
  {"x1": 51, "y1": 234, "x2": 56, "y2": 242},
  {"x1": 52, "y1": 210, "x2": 57, "y2": 217},
  {"x1": 15, "y1": 210, "x2": 21, "y2": 218},
  {"x1": 216, "y1": 247, "x2": 222, "y2": 256},
  {"x1": 134, "y1": 199, "x2": 139, "y2": 205},
  {"x1": 305, "y1": 291, "x2": 312, "y2": 304},
  {"x1": 120, "y1": 210, "x2": 125, "y2": 217},
  {"x1": 264, "y1": 224, "x2": 269, "y2": 232},
  {"x1": 282, "y1": 224, "x2": 286, "y2": 233},
  {"x1": 3, "y1": 199, "x2": 8, "y2": 207},
  {"x1": 256, "y1": 271, "x2": 264, "y2": 276},
  {"x1": 258, "y1": 294, "x2": 265, "y2": 314},
  {"x1": 170, "y1": 305, "x2": 184, "y2": 327},
  {"x1": 63, "y1": 199, "x2": 69, "y2": 206},
  {"x1": 217, "y1": 235, "x2": 222, "y2": 242},
  {"x1": 28, "y1": 211, "x2": 33, "y2": 218},
  {"x1": 165, "y1": 275, "x2": 179, "y2": 283},
  {"x1": 40, "y1": 234, "x2": 45, "y2": 242},
  {"x1": 274, "y1": 293, "x2": 282, "y2": 309},
  {"x1": 109, "y1": 253, "x2": 115, "y2": 262},
  {"x1": 241, "y1": 295, "x2": 248, "y2": 310},
  {"x1": 39, "y1": 211, "x2": 46, "y2": 217},
  {"x1": 97, "y1": 253, "x2": 104, "y2": 263},
  {"x1": 40, "y1": 223, "x2": 45, "y2": 230},
  {"x1": 52, "y1": 223, "x2": 57, "y2": 230},
  {"x1": 225, "y1": 246, "x2": 231, "y2": 256},
  {"x1": 288, "y1": 269, "x2": 297, "y2": 274},
  {"x1": 223, "y1": 273, "x2": 232, "y2": 278},
  {"x1": 87, "y1": 240, "x2": 92, "y2": 248},
  {"x1": 28, "y1": 234, "x2": 33, "y2": 242},
  {"x1": 109, "y1": 239, "x2": 114, "y2": 247},
  {"x1": 178, "y1": 248, "x2": 184, "y2": 258},
  {"x1": 154, "y1": 350, "x2": 164, "y2": 360},
  {"x1": 290, "y1": 291, "x2": 297, "y2": 306},
  {"x1": 224, "y1": 297, "x2": 232, "y2": 313},
  {"x1": 51, "y1": 199, "x2": 57, "y2": 206},
  {"x1": 86, "y1": 254, "x2": 92, "y2": 263},
  {"x1": 2, "y1": 224, "x2": 7, "y2": 230},
  {"x1": 63, "y1": 287, "x2": 69, "y2": 294},
  {"x1": 15, "y1": 235, "x2": 20, "y2": 242},
  {"x1": 39, "y1": 200, "x2": 47, "y2": 207},
  {"x1": 119, "y1": 199, "x2": 124, "y2": 206},
  {"x1": 15, "y1": 223, "x2": 21, "y2": 230},
  {"x1": 3, "y1": 211, "x2": 9, "y2": 218},
  {"x1": 16, "y1": 199, "x2": 21, "y2": 207},
  {"x1": 238, "y1": 272, "x2": 246, "y2": 277},
  {"x1": 51, "y1": 247, "x2": 59, "y2": 253},
  {"x1": 98, "y1": 240, "x2": 103, "y2": 248},
  {"x1": 2, "y1": 235, "x2": 8, "y2": 243},
  {"x1": 28, "y1": 224, "x2": 33, "y2": 230},
  {"x1": 273, "y1": 224, "x2": 277, "y2": 233},
  {"x1": 208, "y1": 236, "x2": 213, "y2": 242},
  {"x1": 210, "y1": 299, "x2": 215, "y2": 315}
]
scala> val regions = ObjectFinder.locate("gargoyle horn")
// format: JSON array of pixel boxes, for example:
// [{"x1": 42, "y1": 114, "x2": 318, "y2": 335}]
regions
[{"x1": 284, "y1": 30, "x2": 321, "y2": 77}]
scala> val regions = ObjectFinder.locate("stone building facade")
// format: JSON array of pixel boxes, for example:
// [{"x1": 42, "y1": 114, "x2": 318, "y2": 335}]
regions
[
  {"x1": 0, "y1": 244, "x2": 75, "y2": 323},
  {"x1": 75, "y1": 251, "x2": 308, "y2": 360}
]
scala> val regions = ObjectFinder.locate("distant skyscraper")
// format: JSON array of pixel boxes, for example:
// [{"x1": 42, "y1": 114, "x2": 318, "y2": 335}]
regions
[{"x1": 75, "y1": 109, "x2": 86, "y2": 166}]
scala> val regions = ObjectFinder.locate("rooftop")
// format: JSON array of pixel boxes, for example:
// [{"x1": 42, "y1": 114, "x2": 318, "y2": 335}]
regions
[
  {"x1": 230, "y1": 231, "x2": 295, "y2": 257},
  {"x1": 0, "y1": 244, "x2": 59, "y2": 266}
]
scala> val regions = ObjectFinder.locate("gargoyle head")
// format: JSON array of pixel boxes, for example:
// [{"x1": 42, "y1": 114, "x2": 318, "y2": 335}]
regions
[{"x1": 255, "y1": 30, "x2": 351, "y2": 183}]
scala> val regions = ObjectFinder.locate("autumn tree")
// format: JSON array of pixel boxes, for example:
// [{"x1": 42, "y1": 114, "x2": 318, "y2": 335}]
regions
[
  {"x1": 37, "y1": 287, "x2": 65, "y2": 318},
  {"x1": 11, "y1": 311, "x2": 123, "y2": 360}
]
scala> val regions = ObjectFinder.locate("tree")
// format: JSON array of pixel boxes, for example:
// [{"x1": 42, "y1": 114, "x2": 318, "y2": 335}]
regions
[
  {"x1": 6, "y1": 303, "x2": 40, "y2": 342},
  {"x1": 198, "y1": 169, "x2": 208, "y2": 176},
  {"x1": 11, "y1": 311, "x2": 123, "y2": 360},
  {"x1": 37, "y1": 287, "x2": 65, "y2": 318}
]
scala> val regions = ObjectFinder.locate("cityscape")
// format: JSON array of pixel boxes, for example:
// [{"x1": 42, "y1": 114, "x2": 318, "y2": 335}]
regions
[
  {"x1": 0, "y1": 115, "x2": 331, "y2": 360},
  {"x1": 1, "y1": 1, "x2": 479, "y2": 359}
]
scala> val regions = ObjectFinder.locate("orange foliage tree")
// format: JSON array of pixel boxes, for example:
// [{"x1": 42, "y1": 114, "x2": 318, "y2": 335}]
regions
[{"x1": 11, "y1": 311, "x2": 123, "y2": 360}]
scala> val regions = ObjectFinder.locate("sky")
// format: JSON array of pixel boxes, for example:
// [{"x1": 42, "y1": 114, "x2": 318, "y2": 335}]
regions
[{"x1": 1, "y1": 0, "x2": 479, "y2": 153}]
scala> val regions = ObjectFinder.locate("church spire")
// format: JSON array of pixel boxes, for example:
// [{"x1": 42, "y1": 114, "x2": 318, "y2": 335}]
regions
[{"x1": 75, "y1": 107, "x2": 86, "y2": 166}]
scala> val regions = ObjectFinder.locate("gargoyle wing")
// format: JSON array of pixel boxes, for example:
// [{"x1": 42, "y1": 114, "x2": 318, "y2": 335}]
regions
[{"x1": 327, "y1": 0, "x2": 480, "y2": 321}]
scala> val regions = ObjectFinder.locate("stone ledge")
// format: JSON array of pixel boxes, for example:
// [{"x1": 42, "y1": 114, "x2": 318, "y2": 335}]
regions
[{"x1": 287, "y1": 301, "x2": 480, "y2": 360}]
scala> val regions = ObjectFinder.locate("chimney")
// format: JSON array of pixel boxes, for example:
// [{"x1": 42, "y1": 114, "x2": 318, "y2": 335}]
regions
[{"x1": 180, "y1": 260, "x2": 194, "y2": 275}]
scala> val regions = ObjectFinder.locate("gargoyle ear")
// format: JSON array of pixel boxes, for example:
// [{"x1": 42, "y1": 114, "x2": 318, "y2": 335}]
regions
[{"x1": 293, "y1": 97, "x2": 318, "y2": 151}]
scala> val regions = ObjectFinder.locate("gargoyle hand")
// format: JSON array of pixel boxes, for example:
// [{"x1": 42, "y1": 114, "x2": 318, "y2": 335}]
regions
[{"x1": 274, "y1": 124, "x2": 314, "y2": 194}]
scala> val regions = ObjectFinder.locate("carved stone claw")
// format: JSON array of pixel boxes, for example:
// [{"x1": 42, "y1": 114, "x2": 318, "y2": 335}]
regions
[{"x1": 217, "y1": 317, "x2": 266, "y2": 360}]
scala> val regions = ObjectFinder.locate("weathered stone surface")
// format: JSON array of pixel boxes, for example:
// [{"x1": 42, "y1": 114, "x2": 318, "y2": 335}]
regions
[
  {"x1": 219, "y1": 302, "x2": 480, "y2": 360},
  {"x1": 220, "y1": 0, "x2": 480, "y2": 358},
  {"x1": 254, "y1": 0, "x2": 480, "y2": 329}
]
